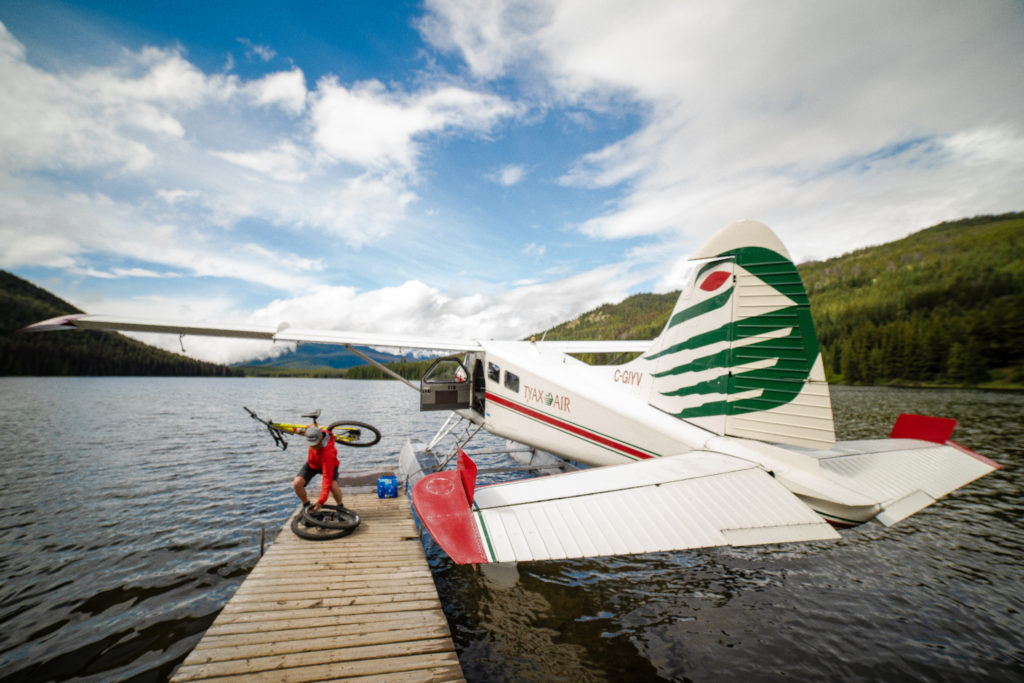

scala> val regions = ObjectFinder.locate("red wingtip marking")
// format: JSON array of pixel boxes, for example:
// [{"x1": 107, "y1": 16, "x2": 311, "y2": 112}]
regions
[
  {"x1": 948, "y1": 440, "x2": 1002, "y2": 470},
  {"x1": 890, "y1": 413, "x2": 957, "y2": 443},
  {"x1": 700, "y1": 270, "x2": 731, "y2": 292},
  {"x1": 411, "y1": 454, "x2": 488, "y2": 565}
]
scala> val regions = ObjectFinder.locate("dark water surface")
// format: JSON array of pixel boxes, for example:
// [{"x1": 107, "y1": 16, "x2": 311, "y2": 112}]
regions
[{"x1": 0, "y1": 379, "x2": 1021, "y2": 681}]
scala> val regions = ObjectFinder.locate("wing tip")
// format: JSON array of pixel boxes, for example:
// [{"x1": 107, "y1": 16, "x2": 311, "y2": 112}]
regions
[{"x1": 18, "y1": 314, "x2": 87, "y2": 333}]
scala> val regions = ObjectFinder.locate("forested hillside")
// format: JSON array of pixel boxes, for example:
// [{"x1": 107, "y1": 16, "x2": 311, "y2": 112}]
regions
[
  {"x1": 1, "y1": 271, "x2": 242, "y2": 377},
  {"x1": 803, "y1": 213, "x2": 1023, "y2": 386}
]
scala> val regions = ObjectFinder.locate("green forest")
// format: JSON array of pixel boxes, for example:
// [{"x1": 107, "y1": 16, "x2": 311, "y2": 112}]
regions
[
  {"x1": 0, "y1": 271, "x2": 242, "y2": 377},
  {"x1": 4, "y1": 213, "x2": 1022, "y2": 388},
  {"x1": 802, "y1": 214, "x2": 1024, "y2": 386}
]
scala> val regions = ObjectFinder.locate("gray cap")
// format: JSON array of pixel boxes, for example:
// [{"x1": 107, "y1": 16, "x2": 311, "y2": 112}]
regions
[{"x1": 305, "y1": 426, "x2": 323, "y2": 445}]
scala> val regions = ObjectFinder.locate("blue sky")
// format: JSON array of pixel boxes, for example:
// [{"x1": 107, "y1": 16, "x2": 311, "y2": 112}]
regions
[{"x1": 1, "y1": 0, "x2": 1022, "y2": 363}]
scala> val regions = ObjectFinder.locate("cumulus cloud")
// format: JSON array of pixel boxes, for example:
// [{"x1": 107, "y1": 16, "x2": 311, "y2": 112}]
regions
[
  {"x1": 0, "y1": 18, "x2": 522, "y2": 292},
  {"x1": 245, "y1": 68, "x2": 307, "y2": 115},
  {"x1": 311, "y1": 78, "x2": 519, "y2": 170},
  {"x1": 423, "y1": 0, "x2": 1024, "y2": 258}
]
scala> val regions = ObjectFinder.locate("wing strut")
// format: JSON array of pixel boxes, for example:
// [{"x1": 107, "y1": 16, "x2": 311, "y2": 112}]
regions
[{"x1": 342, "y1": 343, "x2": 418, "y2": 391}]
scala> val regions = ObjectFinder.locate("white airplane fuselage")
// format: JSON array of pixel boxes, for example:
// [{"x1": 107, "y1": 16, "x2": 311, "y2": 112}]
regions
[
  {"x1": 460, "y1": 341, "x2": 712, "y2": 465},
  {"x1": 451, "y1": 341, "x2": 883, "y2": 527}
]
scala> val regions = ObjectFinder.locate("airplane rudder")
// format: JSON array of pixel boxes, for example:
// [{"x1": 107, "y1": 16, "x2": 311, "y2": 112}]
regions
[{"x1": 645, "y1": 220, "x2": 835, "y2": 447}]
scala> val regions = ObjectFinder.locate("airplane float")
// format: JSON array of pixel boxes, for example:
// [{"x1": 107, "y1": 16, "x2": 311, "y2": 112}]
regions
[{"x1": 23, "y1": 220, "x2": 1001, "y2": 564}]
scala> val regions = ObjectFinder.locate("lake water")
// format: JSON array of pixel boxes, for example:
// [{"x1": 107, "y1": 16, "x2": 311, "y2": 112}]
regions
[{"x1": 0, "y1": 378, "x2": 1020, "y2": 681}]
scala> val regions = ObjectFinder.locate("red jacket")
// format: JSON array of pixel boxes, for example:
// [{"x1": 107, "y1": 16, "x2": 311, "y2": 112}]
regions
[{"x1": 307, "y1": 434, "x2": 339, "y2": 506}]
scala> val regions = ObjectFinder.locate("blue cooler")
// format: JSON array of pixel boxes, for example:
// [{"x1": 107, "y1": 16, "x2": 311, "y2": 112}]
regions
[{"x1": 377, "y1": 475, "x2": 398, "y2": 498}]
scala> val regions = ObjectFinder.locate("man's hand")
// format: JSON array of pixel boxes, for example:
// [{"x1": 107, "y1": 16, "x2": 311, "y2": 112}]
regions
[{"x1": 312, "y1": 502, "x2": 322, "y2": 512}]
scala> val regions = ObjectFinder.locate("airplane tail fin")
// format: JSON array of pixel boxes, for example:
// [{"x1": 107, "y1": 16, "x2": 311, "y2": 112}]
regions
[{"x1": 639, "y1": 220, "x2": 835, "y2": 449}]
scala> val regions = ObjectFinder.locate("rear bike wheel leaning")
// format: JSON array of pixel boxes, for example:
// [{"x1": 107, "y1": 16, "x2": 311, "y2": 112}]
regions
[{"x1": 327, "y1": 420, "x2": 381, "y2": 447}]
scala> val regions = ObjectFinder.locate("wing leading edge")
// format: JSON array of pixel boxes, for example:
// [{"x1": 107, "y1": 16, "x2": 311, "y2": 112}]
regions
[
  {"x1": 413, "y1": 450, "x2": 839, "y2": 564},
  {"x1": 21, "y1": 313, "x2": 650, "y2": 355}
]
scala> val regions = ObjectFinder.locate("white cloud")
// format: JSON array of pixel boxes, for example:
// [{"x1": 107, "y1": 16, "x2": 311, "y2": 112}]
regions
[
  {"x1": 245, "y1": 68, "x2": 307, "y2": 115},
  {"x1": 522, "y1": 242, "x2": 545, "y2": 259},
  {"x1": 0, "y1": 24, "x2": 237, "y2": 175},
  {"x1": 0, "y1": 173, "x2": 322, "y2": 291},
  {"x1": 490, "y1": 163, "x2": 526, "y2": 186},
  {"x1": 156, "y1": 188, "x2": 201, "y2": 204},
  {"x1": 0, "y1": 18, "x2": 524, "y2": 286},
  {"x1": 215, "y1": 141, "x2": 310, "y2": 182},
  {"x1": 238, "y1": 37, "x2": 276, "y2": 63},
  {"x1": 423, "y1": 0, "x2": 1024, "y2": 255},
  {"x1": 311, "y1": 77, "x2": 519, "y2": 169}
]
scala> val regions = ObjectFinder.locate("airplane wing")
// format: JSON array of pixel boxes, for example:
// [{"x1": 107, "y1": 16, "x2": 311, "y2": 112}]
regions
[
  {"x1": 412, "y1": 450, "x2": 840, "y2": 564},
  {"x1": 809, "y1": 414, "x2": 1002, "y2": 526},
  {"x1": 21, "y1": 313, "x2": 482, "y2": 352},
  {"x1": 21, "y1": 313, "x2": 650, "y2": 354}
]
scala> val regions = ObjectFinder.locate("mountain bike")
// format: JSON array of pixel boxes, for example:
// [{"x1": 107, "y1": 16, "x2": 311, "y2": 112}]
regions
[{"x1": 244, "y1": 407, "x2": 381, "y2": 450}]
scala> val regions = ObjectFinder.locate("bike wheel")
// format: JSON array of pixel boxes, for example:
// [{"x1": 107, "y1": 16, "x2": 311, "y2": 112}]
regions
[
  {"x1": 290, "y1": 509, "x2": 359, "y2": 541},
  {"x1": 327, "y1": 420, "x2": 381, "y2": 447},
  {"x1": 301, "y1": 504, "x2": 361, "y2": 530}
]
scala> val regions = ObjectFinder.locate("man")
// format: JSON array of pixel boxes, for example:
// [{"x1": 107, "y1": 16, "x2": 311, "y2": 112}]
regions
[{"x1": 292, "y1": 425, "x2": 343, "y2": 511}]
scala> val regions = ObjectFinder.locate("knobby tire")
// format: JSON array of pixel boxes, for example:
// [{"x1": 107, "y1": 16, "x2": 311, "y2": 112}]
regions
[
  {"x1": 327, "y1": 420, "x2": 381, "y2": 447},
  {"x1": 291, "y1": 504, "x2": 361, "y2": 541}
]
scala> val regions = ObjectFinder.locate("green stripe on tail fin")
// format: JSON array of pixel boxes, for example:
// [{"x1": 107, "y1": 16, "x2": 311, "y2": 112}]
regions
[{"x1": 639, "y1": 221, "x2": 835, "y2": 448}]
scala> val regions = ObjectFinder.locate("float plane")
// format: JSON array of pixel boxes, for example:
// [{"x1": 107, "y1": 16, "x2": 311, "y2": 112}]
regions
[{"x1": 24, "y1": 221, "x2": 1001, "y2": 564}]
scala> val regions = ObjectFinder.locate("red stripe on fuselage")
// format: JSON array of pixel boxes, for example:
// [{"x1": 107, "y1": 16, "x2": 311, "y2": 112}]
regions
[{"x1": 485, "y1": 392, "x2": 654, "y2": 460}]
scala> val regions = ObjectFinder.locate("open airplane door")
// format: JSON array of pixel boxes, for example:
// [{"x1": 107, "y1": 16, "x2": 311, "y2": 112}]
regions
[{"x1": 420, "y1": 357, "x2": 472, "y2": 411}]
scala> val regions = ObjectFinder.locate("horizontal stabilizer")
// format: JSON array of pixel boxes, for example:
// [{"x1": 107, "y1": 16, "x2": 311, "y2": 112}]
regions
[
  {"x1": 448, "y1": 451, "x2": 839, "y2": 564},
  {"x1": 816, "y1": 438, "x2": 1000, "y2": 526}
]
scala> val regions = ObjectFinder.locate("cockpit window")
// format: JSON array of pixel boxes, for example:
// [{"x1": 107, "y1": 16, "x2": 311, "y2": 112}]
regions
[
  {"x1": 487, "y1": 362, "x2": 500, "y2": 383},
  {"x1": 504, "y1": 371, "x2": 520, "y2": 392}
]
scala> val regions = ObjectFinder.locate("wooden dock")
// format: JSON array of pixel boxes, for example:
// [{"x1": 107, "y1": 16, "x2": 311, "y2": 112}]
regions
[{"x1": 171, "y1": 493, "x2": 464, "y2": 682}]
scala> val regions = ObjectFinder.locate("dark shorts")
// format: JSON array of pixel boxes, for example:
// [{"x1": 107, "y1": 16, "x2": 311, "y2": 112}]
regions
[{"x1": 297, "y1": 462, "x2": 339, "y2": 484}]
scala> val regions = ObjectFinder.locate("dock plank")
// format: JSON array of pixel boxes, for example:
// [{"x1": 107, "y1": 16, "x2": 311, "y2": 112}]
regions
[{"x1": 170, "y1": 493, "x2": 463, "y2": 682}]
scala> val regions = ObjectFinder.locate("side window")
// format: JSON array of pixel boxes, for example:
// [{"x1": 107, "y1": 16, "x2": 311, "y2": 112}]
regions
[
  {"x1": 487, "y1": 362, "x2": 500, "y2": 383},
  {"x1": 504, "y1": 371, "x2": 520, "y2": 392}
]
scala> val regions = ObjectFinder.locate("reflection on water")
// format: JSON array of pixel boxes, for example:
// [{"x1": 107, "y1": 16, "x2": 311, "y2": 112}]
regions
[{"x1": 0, "y1": 380, "x2": 1021, "y2": 681}]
